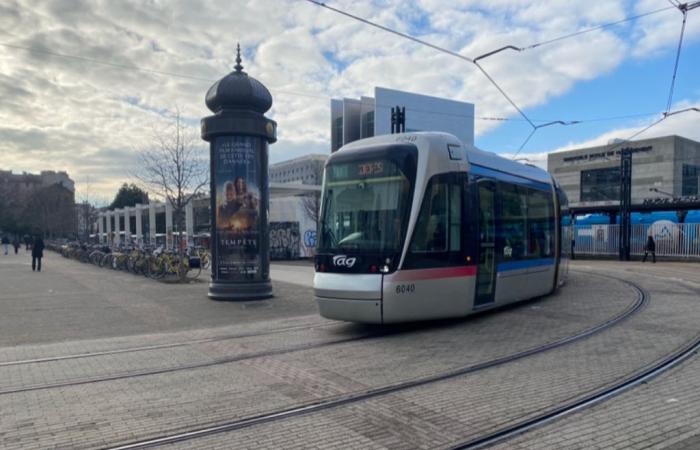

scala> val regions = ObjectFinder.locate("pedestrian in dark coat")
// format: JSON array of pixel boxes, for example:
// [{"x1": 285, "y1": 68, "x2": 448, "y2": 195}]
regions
[
  {"x1": 642, "y1": 235, "x2": 656, "y2": 263},
  {"x1": 31, "y1": 236, "x2": 45, "y2": 272},
  {"x1": 12, "y1": 238, "x2": 20, "y2": 254}
]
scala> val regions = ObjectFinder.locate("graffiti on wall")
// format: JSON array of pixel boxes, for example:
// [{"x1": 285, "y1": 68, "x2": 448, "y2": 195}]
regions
[
  {"x1": 270, "y1": 222, "x2": 300, "y2": 260},
  {"x1": 303, "y1": 229, "x2": 317, "y2": 257}
]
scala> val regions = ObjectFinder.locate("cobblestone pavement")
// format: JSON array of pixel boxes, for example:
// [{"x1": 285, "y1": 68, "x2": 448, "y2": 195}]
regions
[
  {"x1": 157, "y1": 264, "x2": 700, "y2": 450},
  {"x1": 0, "y1": 255, "x2": 699, "y2": 449},
  {"x1": 0, "y1": 252, "x2": 317, "y2": 346},
  {"x1": 489, "y1": 261, "x2": 700, "y2": 450}
]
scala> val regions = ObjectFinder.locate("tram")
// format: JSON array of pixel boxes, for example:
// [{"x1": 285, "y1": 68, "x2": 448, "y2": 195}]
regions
[{"x1": 313, "y1": 132, "x2": 569, "y2": 324}]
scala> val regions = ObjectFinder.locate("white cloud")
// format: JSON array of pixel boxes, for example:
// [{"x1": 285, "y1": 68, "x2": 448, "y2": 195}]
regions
[
  {"x1": 632, "y1": 0, "x2": 700, "y2": 58},
  {"x1": 544, "y1": 99, "x2": 700, "y2": 155},
  {"x1": 0, "y1": 0, "x2": 697, "y2": 200}
]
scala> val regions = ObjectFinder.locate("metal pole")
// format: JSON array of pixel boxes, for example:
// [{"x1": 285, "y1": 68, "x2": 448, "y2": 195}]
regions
[{"x1": 619, "y1": 149, "x2": 632, "y2": 261}]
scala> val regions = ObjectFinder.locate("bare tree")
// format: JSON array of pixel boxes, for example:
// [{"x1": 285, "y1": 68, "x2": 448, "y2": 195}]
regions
[
  {"x1": 22, "y1": 184, "x2": 75, "y2": 239},
  {"x1": 135, "y1": 107, "x2": 208, "y2": 280},
  {"x1": 76, "y1": 176, "x2": 101, "y2": 242},
  {"x1": 301, "y1": 162, "x2": 324, "y2": 226}
]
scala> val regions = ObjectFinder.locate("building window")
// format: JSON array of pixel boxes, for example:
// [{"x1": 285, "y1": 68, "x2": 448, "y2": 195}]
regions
[
  {"x1": 682, "y1": 164, "x2": 699, "y2": 196},
  {"x1": 580, "y1": 167, "x2": 620, "y2": 202},
  {"x1": 334, "y1": 117, "x2": 343, "y2": 150},
  {"x1": 362, "y1": 111, "x2": 374, "y2": 138}
]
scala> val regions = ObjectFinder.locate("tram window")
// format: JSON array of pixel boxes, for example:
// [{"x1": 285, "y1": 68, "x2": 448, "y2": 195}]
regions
[
  {"x1": 449, "y1": 184, "x2": 461, "y2": 251},
  {"x1": 404, "y1": 174, "x2": 464, "y2": 268},
  {"x1": 410, "y1": 181, "x2": 448, "y2": 253},
  {"x1": 528, "y1": 190, "x2": 554, "y2": 258},
  {"x1": 499, "y1": 183, "x2": 527, "y2": 260}
]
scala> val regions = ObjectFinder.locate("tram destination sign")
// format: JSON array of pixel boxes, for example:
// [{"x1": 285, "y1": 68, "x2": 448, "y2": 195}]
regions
[{"x1": 330, "y1": 159, "x2": 401, "y2": 180}]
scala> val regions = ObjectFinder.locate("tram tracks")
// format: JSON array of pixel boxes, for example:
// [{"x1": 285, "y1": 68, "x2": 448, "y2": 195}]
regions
[
  {"x1": 0, "y1": 325, "x2": 383, "y2": 396},
  {"x1": 449, "y1": 331, "x2": 700, "y2": 449},
  {"x1": 0, "y1": 320, "x2": 332, "y2": 368},
  {"x1": 448, "y1": 276, "x2": 700, "y2": 449},
  {"x1": 100, "y1": 273, "x2": 651, "y2": 450}
]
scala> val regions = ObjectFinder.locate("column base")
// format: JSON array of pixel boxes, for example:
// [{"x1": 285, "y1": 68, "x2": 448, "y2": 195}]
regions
[{"x1": 208, "y1": 280, "x2": 273, "y2": 301}]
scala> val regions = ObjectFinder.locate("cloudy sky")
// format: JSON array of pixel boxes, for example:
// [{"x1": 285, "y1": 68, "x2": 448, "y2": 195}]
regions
[{"x1": 1, "y1": 0, "x2": 699, "y2": 203}]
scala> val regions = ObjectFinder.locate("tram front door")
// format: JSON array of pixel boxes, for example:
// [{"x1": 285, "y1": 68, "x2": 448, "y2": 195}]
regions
[{"x1": 475, "y1": 180, "x2": 496, "y2": 307}]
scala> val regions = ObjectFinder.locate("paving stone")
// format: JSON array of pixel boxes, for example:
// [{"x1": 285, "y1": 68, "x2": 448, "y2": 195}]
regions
[{"x1": 2, "y1": 255, "x2": 699, "y2": 449}]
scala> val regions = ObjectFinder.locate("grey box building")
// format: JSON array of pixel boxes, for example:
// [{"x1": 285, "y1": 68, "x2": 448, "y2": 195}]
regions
[
  {"x1": 330, "y1": 87, "x2": 474, "y2": 152},
  {"x1": 269, "y1": 154, "x2": 328, "y2": 185},
  {"x1": 548, "y1": 135, "x2": 700, "y2": 211}
]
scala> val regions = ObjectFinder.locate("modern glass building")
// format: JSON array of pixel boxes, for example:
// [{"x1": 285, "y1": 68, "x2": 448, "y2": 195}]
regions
[{"x1": 330, "y1": 87, "x2": 474, "y2": 152}]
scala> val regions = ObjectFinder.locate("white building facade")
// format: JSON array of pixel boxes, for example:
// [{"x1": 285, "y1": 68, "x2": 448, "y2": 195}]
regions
[
  {"x1": 269, "y1": 154, "x2": 327, "y2": 185},
  {"x1": 330, "y1": 86, "x2": 475, "y2": 152}
]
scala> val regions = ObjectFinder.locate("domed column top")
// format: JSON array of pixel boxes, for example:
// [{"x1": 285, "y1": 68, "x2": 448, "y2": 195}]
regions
[{"x1": 205, "y1": 44, "x2": 272, "y2": 114}]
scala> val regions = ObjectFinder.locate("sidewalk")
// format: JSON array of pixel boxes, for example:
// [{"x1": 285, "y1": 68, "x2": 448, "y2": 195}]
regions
[{"x1": 0, "y1": 252, "x2": 318, "y2": 346}]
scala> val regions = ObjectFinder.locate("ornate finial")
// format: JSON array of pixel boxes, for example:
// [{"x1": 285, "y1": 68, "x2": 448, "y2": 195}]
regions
[{"x1": 234, "y1": 43, "x2": 244, "y2": 73}]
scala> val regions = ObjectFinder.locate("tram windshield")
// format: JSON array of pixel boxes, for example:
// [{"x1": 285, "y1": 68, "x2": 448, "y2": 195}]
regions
[{"x1": 318, "y1": 157, "x2": 414, "y2": 254}]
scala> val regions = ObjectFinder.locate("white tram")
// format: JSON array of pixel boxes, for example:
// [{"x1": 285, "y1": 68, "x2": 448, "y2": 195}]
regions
[{"x1": 314, "y1": 132, "x2": 569, "y2": 324}]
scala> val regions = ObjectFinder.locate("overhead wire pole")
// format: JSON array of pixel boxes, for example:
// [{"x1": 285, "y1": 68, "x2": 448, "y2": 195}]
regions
[{"x1": 665, "y1": 1, "x2": 700, "y2": 113}]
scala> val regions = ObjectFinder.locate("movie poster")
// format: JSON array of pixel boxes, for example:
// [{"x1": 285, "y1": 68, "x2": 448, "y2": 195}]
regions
[{"x1": 214, "y1": 135, "x2": 261, "y2": 280}]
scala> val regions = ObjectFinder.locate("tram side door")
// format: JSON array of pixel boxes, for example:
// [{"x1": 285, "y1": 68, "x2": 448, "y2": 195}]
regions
[{"x1": 475, "y1": 180, "x2": 497, "y2": 307}]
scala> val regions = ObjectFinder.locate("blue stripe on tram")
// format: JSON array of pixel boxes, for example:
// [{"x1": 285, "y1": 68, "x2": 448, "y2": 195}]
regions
[{"x1": 497, "y1": 258, "x2": 555, "y2": 272}]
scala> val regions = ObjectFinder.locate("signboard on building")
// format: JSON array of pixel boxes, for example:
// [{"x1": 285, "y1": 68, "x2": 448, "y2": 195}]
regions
[{"x1": 562, "y1": 146, "x2": 652, "y2": 165}]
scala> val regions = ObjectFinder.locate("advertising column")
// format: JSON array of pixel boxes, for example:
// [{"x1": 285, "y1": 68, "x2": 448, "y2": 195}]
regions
[{"x1": 202, "y1": 45, "x2": 275, "y2": 300}]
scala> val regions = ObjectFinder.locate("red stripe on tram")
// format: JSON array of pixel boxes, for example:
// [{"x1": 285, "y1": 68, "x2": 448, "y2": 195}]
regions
[{"x1": 387, "y1": 266, "x2": 477, "y2": 282}]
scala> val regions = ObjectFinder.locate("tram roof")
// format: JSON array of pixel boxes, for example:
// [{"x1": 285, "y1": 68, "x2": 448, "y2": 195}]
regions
[
  {"x1": 465, "y1": 144, "x2": 553, "y2": 185},
  {"x1": 335, "y1": 132, "x2": 553, "y2": 186}
]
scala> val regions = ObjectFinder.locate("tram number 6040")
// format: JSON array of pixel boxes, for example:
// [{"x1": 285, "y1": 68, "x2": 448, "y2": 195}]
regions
[{"x1": 395, "y1": 284, "x2": 416, "y2": 294}]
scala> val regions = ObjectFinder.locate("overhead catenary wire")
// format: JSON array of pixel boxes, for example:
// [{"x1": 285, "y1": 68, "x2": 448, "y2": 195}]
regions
[
  {"x1": 306, "y1": 0, "x2": 699, "y2": 158},
  {"x1": 664, "y1": 2, "x2": 695, "y2": 113},
  {"x1": 5, "y1": 40, "x2": 661, "y2": 126},
  {"x1": 306, "y1": 0, "x2": 543, "y2": 155},
  {"x1": 604, "y1": 107, "x2": 700, "y2": 155},
  {"x1": 473, "y1": 5, "x2": 676, "y2": 62},
  {"x1": 303, "y1": 0, "x2": 677, "y2": 158},
  {"x1": 304, "y1": 0, "x2": 536, "y2": 130},
  {"x1": 1, "y1": 4, "x2": 698, "y2": 155}
]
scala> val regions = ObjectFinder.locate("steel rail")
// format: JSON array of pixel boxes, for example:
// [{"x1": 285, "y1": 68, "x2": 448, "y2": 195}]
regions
[
  {"x1": 0, "y1": 331, "x2": 383, "y2": 396},
  {"x1": 452, "y1": 326, "x2": 700, "y2": 449},
  {"x1": 0, "y1": 320, "x2": 334, "y2": 368}
]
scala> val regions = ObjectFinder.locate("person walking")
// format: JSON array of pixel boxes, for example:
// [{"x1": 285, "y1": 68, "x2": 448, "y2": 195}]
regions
[
  {"x1": 12, "y1": 238, "x2": 20, "y2": 254},
  {"x1": 1, "y1": 236, "x2": 9, "y2": 255},
  {"x1": 642, "y1": 235, "x2": 656, "y2": 263},
  {"x1": 31, "y1": 235, "x2": 45, "y2": 272}
]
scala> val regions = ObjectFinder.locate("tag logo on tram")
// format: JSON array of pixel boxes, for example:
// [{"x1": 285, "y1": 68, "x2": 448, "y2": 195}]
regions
[{"x1": 332, "y1": 255, "x2": 357, "y2": 268}]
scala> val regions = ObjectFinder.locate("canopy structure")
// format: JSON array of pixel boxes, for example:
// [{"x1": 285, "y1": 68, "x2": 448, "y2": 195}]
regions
[
  {"x1": 95, "y1": 184, "x2": 321, "y2": 248},
  {"x1": 269, "y1": 182, "x2": 321, "y2": 197}
]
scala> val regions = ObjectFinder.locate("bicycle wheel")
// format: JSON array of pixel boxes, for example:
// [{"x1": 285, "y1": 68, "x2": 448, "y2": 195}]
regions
[
  {"x1": 89, "y1": 251, "x2": 104, "y2": 265},
  {"x1": 147, "y1": 256, "x2": 165, "y2": 279},
  {"x1": 100, "y1": 253, "x2": 113, "y2": 269},
  {"x1": 186, "y1": 257, "x2": 202, "y2": 279}
]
